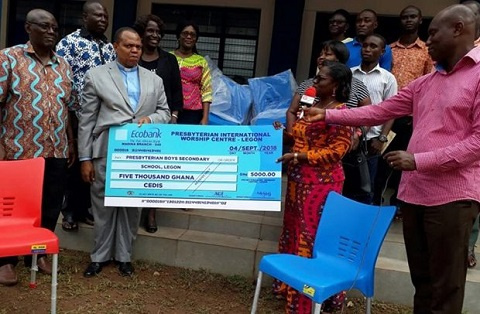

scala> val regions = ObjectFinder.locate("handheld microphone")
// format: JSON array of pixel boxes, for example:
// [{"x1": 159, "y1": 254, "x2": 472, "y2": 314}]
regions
[
  {"x1": 300, "y1": 87, "x2": 317, "y2": 107},
  {"x1": 298, "y1": 86, "x2": 317, "y2": 119}
]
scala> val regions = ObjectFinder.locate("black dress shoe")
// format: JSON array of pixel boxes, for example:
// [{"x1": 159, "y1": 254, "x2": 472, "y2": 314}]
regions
[
  {"x1": 83, "y1": 262, "x2": 103, "y2": 278},
  {"x1": 118, "y1": 262, "x2": 134, "y2": 276}
]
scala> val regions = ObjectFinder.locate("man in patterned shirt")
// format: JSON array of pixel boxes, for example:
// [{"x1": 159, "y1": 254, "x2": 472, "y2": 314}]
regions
[
  {"x1": 373, "y1": 6, "x2": 433, "y2": 206},
  {"x1": 391, "y1": 6, "x2": 433, "y2": 90},
  {"x1": 56, "y1": 1, "x2": 116, "y2": 232},
  {"x1": 0, "y1": 9, "x2": 74, "y2": 286}
]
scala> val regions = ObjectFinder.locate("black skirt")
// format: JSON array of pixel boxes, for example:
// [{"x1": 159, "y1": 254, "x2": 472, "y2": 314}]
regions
[{"x1": 177, "y1": 109, "x2": 204, "y2": 125}]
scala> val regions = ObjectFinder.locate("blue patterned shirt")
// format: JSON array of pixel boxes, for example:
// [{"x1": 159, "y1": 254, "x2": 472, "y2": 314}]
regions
[
  {"x1": 56, "y1": 28, "x2": 116, "y2": 110},
  {"x1": 0, "y1": 42, "x2": 74, "y2": 159}
]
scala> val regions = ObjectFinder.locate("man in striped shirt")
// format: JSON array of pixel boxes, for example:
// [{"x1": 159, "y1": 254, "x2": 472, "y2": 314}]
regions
[{"x1": 306, "y1": 5, "x2": 480, "y2": 313}]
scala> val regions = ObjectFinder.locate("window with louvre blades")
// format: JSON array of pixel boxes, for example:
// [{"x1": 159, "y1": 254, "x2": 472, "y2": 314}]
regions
[{"x1": 152, "y1": 4, "x2": 260, "y2": 80}]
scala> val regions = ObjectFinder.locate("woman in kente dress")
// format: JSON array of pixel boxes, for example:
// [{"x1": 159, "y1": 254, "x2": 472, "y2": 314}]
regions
[{"x1": 274, "y1": 61, "x2": 353, "y2": 313}]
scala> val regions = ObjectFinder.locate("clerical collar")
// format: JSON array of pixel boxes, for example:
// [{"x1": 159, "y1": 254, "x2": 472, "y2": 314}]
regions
[{"x1": 116, "y1": 61, "x2": 138, "y2": 72}]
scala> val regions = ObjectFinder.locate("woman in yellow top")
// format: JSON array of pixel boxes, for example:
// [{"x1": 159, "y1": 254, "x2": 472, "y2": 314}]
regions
[{"x1": 172, "y1": 20, "x2": 212, "y2": 124}]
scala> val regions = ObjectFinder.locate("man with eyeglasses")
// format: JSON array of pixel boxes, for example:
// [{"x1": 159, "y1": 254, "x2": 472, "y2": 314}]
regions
[
  {"x1": 55, "y1": 1, "x2": 116, "y2": 234},
  {"x1": 345, "y1": 9, "x2": 393, "y2": 70},
  {"x1": 0, "y1": 9, "x2": 75, "y2": 286}
]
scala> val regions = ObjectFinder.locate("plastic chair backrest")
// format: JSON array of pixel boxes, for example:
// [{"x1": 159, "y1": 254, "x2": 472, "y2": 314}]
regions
[
  {"x1": 0, "y1": 158, "x2": 45, "y2": 227},
  {"x1": 313, "y1": 192, "x2": 396, "y2": 292}
]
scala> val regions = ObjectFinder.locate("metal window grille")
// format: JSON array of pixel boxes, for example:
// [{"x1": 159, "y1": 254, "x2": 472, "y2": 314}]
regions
[{"x1": 152, "y1": 4, "x2": 260, "y2": 79}]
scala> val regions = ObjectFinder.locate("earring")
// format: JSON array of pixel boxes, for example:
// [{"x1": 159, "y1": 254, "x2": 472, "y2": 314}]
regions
[{"x1": 332, "y1": 89, "x2": 336, "y2": 97}]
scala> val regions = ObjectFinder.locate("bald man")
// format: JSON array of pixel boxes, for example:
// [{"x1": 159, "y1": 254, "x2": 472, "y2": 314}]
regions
[
  {"x1": 0, "y1": 9, "x2": 74, "y2": 285},
  {"x1": 305, "y1": 5, "x2": 480, "y2": 313},
  {"x1": 56, "y1": 1, "x2": 116, "y2": 231}
]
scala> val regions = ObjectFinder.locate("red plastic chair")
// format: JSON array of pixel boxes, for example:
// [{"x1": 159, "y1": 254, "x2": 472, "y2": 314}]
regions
[{"x1": 0, "y1": 158, "x2": 59, "y2": 314}]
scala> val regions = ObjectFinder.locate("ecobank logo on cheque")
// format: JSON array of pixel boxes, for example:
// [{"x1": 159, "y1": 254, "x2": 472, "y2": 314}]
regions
[{"x1": 115, "y1": 127, "x2": 162, "y2": 141}]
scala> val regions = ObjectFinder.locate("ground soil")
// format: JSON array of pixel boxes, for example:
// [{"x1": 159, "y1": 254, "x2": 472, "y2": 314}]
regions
[{"x1": 0, "y1": 249, "x2": 412, "y2": 314}]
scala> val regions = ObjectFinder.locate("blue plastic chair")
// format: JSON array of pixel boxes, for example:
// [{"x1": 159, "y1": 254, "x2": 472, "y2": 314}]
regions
[{"x1": 250, "y1": 192, "x2": 396, "y2": 314}]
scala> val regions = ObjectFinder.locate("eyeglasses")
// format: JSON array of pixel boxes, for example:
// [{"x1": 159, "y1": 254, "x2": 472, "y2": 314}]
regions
[
  {"x1": 27, "y1": 21, "x2": 59, "y2": 33},
  {"x1": 180, "y1": 31, "x2": 197, "y2": 39}
]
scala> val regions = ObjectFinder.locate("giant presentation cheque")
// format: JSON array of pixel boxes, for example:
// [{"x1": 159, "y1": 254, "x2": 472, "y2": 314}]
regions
[{"x1": 105, "y1": 124, "x2": 283, "y2": 211}]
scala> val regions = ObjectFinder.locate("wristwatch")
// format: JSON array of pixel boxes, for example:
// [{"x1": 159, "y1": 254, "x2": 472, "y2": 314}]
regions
[{"x1": 377, "y1": 134, "x2": 388, "y2": 143}]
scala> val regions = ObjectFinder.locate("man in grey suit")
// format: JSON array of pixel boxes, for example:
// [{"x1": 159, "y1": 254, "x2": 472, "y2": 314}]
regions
[{"x1": 77, "y1": 27, "x2": 170, "y2": 277}]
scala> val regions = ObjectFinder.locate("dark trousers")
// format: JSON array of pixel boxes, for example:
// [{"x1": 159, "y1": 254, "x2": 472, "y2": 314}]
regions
[
  {"x1": 0, "y1": 157, "x2": 67, "y2": 267},
  {"x1": 365, "y1": 153, "x2": 379, "y2": 204},
  {"x1": 342, "y1": 140, "x2": 379, "y2": 205},
  {"x1": 402, "y1": 200, "x2": 479, "y2": 314},
  {"x1": 350, "y1": 140, "x2": 379, "y2": 204},
  {"x1": 62, "y1": 114, "x2": 91, "y2": 221},
  {"x1": 62, "y1": 158, "x2": 91, "y2": 221},
  {"x1": 373, "y1": 117, "x2": 413, "y2": 205}
]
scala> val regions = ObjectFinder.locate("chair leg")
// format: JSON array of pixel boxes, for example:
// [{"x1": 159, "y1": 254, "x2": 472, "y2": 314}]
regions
[
  {"x1": 29, "y1": 253, "x2": 38, "y2": 288},
  {"x1": 51, "y1": 254, "x2": 58, "y2": 314},
  {"x1": 250, "y1": 271, "x2": 263, "y2": 314},
  {"x1": 366, "y1": 297, "x2": 372, "y2": 314},
  {"x1": 312, "y1": 302, "x2": 322, "y2": 314}
]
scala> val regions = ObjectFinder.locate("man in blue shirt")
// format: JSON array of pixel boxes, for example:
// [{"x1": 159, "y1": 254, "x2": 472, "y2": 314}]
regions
[{"x1": 346, "y1": 9, "x2": 392, "y2": 71}]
